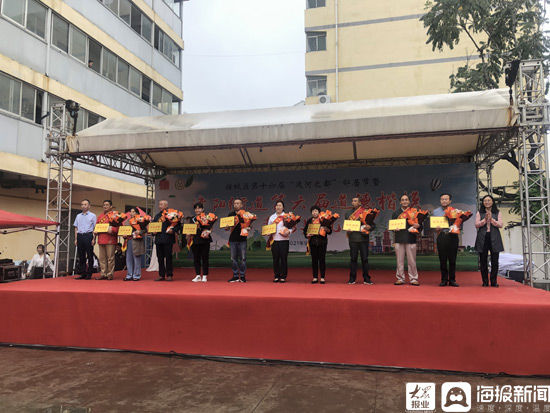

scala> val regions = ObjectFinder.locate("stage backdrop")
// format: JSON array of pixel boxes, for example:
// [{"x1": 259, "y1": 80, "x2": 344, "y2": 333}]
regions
[{"x1": 156, "y1": 164, "x2": 477, "y2": 256}]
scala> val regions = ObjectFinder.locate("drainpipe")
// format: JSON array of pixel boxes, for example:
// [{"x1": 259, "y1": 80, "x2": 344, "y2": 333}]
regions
[
  {"x1": 334, "y1": 0, "x2": 339, "y2": 102},
  {"x1": 42, "y1": 8, "x2": 53, "y2": 161}
]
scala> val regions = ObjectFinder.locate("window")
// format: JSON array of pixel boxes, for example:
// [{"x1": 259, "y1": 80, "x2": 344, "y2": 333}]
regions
[
  {"x1": 306, "y1": 32, "x2": 326, "y2": 52},
  {"x1": 163, "y1": 0, "x2": 181, "y2": 17},
  {"x1": 154, "y1": 26, "x2": 180, "y2": 67},
  {"x1": 119, "y1": 0, "x2": 131, "y2": 25},
  {"x1": 75, "y1": 108, "x2": 88, "y2": 132},
  {"x1": 117, "y1": 59, "x2": 129, "y2": 89},
  {"x1": 129, "y1": 67, "x2": 141, "y2": 96},
  {"x1": 88, "y1": 112, "x2": 102, "y2": 127},
  {"x1": 101, "y1": 48, "x2": 117, "y2": 82},
  {"x1": 104, "y1": 0, "x2": 118, "y2": 14},
  {"x1": 35, "y1": 90, "x2": 43, "y2": 123},
  {"x1": 141, "y1": 14, "x2": 152, "y2": 42},
  {"x1": 88, "y1": 38, "x2": 102, "y2": 73},
  {"x1": 21, "y1": 83, "x2": 35, "y2": 121},
  {"x1": 154, "y1": 25, "x2": 162, "y2": 51},
  {"x1": 130, "y1": 4, "x2": 141, "y2": 34},
  {"x1": 307, "y1": 0, "x2": 325, "y2": 8},
  {"x1": 141, "y1": 75, "x2": 151, "y2": 103},
  {"x1": 161, "y1": 89, "x2": 172, "y2": 114},
  {"x1": 25, "y1": 0, "x2": 47, "y2": 38},
  {"x1": 52, "y1": 14, "x2": 69, "y2": 52},
  {"x1": 2, "y1": 0, "x2": 25, "y2": 25},
  {"x1": 69, "y1": 26, "x2": 87, "y2": 63},
  {"x1": 152, "y1": 83, "x2": 162, "y2": 110},
  {"x1": 307, "y1": 76, "x2": 327, "y2": 97}
]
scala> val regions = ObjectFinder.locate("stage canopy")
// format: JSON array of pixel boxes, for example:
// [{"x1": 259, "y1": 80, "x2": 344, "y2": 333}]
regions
[
  {"x1": 68, "y1": 88, "x2": 516, "y2": 175},
  {"x1": 0, "y1": 209, "x2": 58, "y2": 233}
]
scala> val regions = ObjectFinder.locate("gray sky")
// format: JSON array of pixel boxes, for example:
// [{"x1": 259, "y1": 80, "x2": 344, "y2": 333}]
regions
[{"x1": 182, "y1": 0, "x2": 305, "y2": 113}]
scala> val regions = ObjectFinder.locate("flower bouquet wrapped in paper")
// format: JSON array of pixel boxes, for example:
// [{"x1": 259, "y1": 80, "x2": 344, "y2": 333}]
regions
[
  {"x1": 197, "y1": 212, "x2": 218, "y2": 239},
  {"x1": 399, "y1": 208, "x2": 429, "y2": 234},
  {"x1": 107, "y1": 211, "x2": 127, "y2": 227},
  {"x1": 236, "y1": 210, "x2": 257, "y2": 237},
  {"x1": 444, "y1": 206, "x2": 472, "y2": 234},
  {"x1": 279, "y1": 212, "x2": 301, "y2": 236},
  {"x1": 319, "y1": 210, "x2": 340, "y2": 237},
  {"x1": 359, "y1": 208, "x2": 380, "y2": 234},
  {"x1": 161, "y1": 208, "x2": 184, "y2": 233},
  {"x1": 129, "y1": 214, "x2": 151, "y2": 239}
]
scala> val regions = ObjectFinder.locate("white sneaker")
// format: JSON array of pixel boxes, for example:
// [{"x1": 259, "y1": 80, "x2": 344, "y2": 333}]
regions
[
  {"x1": 201, "y1": 276, "x2": 207, "y2": 282},
  {"x1": 192, "y1": 275, "x2": 202, "y2": 282}
]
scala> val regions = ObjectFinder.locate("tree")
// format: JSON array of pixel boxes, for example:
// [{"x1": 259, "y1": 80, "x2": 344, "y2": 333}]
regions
[{"x1": 421, "y1": 0, "x2": 549, "y2": 92}]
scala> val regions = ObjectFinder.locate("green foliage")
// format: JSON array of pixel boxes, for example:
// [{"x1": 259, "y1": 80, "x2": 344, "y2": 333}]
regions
[
  {"x1": 421, "y1": 0, "x2": 549, "y2": 92},
  {"x1": 508, "y1": 179, "x2": 549, "y2": 226}
]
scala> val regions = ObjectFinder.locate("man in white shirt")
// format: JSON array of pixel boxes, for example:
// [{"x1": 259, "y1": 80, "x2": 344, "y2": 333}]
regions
[{"x1": 73, "y1": 199, "x2": 97, "y2": 279}]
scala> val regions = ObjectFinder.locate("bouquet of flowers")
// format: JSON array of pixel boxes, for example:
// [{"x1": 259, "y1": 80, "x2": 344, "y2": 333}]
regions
[
  {"x1": 280, "y1": 212, "x2": 301, "y2": 236},
  {"x1": 129, "y1": 214, "x2": 151, "y2": 239},
  {"x1": 358, "y1": 208, "x2": 380, "y2": 234},
  {"x1": 161, "y1": 208, "x2": 184, "y2": 233},
  {"x1": 236, "y1": 210, "x2": 257, "y2": 237},
  {"x1": 107, "y1": 211, "x2": 127, "y2": 227},
  {"x1": 444, "y1": 207, "x2": 473, "y2": 234},
  {"x1": 319, "y1": 210, "x2": 340, "y2": 237},
  {"x1": 399, "y1": 208, "x2": 429, "y2": 234},
  {"x1": 197, "y1": 212, "x2": 218, "y2": 239}
]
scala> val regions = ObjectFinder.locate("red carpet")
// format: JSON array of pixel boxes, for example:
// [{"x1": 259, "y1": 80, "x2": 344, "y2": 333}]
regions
[{"x1": 0, "y1": 268, "x2": 549, "y2": 375}]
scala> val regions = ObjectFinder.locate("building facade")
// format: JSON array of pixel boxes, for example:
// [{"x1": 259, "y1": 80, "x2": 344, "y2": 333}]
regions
[{"x1": 0, "y1": 0, "x2": 185, "y2": 260}]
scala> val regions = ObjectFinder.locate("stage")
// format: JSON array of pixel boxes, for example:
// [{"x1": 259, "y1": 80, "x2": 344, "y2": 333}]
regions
[{"x1": 0, "y1": 269, "x2": 549, "y2": 376}]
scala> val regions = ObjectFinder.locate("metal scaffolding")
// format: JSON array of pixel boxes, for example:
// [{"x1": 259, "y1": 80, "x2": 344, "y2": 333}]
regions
[
  {"x1": 515, "y1": 60, "x2": 550, "y2": 286},
  {"x1": 44, "y1": 104, "x2": 73, "y2": 277}
]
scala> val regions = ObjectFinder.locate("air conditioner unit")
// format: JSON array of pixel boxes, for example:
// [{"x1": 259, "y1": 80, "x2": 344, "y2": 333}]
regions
[{"x1": 318, "y1": 95, "x2": 331, "y2": 104}]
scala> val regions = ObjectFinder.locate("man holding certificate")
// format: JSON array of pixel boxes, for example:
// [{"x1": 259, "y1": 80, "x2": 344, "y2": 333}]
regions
[
  {"x1": 303, "y1": 205, "x2": 332, "y2": 284},
  {"x1": 391, "y1": 194, "x2": 421, "y2": 286},
  {"x1": 432, "y1": 193, "x2": 460, "y2": 287},
  {"x1": 226, "y1": 198, "x2": 248, "y2": 283},
  {"x1": 152, "y1": 200, "x2": 181, "y2": 281},
  {"x1": 344, "y1": 197, "x2": 374, "y2": 285}
]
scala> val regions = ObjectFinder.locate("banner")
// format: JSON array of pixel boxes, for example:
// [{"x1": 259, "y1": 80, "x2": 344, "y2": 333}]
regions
[{"x1": 156, "y1": 164, "x2": 476, "y2": 255}]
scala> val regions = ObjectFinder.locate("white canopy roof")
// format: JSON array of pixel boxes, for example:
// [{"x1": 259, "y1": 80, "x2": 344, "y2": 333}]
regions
[{"x1": 68, "y1": 88, "x2": 515, "y2": 173}]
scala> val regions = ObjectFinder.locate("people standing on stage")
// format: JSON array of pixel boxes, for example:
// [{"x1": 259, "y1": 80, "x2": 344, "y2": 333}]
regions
[
  {"x1": 226, "y1": 198, "x2": 247, "y2": 283},
  {"x1": 73, "y1": 199, "x2": 96, "y2": 280},
  {"x1": 392, "y1": 194, "x2": 420, "y2": 286},
  {"x1": 268, "y1": 200, "x2": 294, "y2": 283},
  {"x1": 345, "y1": 196, "x2": 374, "y2": 285},
  {"x1": 474, "y1": 195, "x2": 504, "y2": 287},
  {"x1": 94, "y1": 200, "x2": 118, "y2": 280},
  {"x1": 124, "y1": 207, "x2": 145, "y2": 281},
  {"x1": 433, "y1": 193, "x2": 460, "y2": 287},
  {"x1": 191, "y1": 202, "x2": 211, "y2": 283},
  {"x1": 26, "y1": 244, "x2": 54, "y2": 278},
  {"x1": 303, "y1": 205, "x2": 331, "y2": 284},
  {"x1": 153, "y1": 199, "x2": 180, "y2": 281}
]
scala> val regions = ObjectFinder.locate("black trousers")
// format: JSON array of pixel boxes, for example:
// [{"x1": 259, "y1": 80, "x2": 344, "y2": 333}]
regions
[
  {"x1": 310, "y1": 242, "x2": 327, "y2": 278},
  {"x1": 349, "y1": 241, "x2": 371, "y2": 282},
  {"x1": 437, "y1": 232, "x2": 459, "y2": 282},
  {"x1": 271, "y1": 240, "x2": 289, "y2": 279},
  {"x1": 191, "y1": 243, "x2": 210, "y2": 275},
  {"x1": 480, "y1": 234, "x2": 499, "y2": 285},
  {"x1": 156, "y1": 243, "x2": 173, "y2": 278},
  {"x1": 77, "y1": 232, "x2": 94, "y2": 277}
]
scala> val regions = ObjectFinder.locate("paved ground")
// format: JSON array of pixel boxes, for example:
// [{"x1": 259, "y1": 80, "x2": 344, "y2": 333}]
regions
[{"x1": 0, "y1": 347, "x2": 547, "y2": 412}]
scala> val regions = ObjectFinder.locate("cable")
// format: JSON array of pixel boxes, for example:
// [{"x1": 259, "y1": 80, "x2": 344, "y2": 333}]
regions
[{"x1": 1, "y1": 342, "x2": 548, "y2": 380}]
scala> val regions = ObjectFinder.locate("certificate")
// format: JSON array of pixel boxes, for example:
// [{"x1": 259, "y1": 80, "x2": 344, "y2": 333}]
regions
[
  {"x1": 94, "y1": 223, "x2": 109, "y2": 233},
  {"x1": 430, "y1": 216, "x2": 449, "y2": 229},
  {"x1": 261, "y1": 224, "x2": 277, "y2": 236},
  {"x1": 307, "y1": 223, "x2": 320, "y2": 236},
  {"x1": 343, "y1": 220, "x2": 361, "y2": 231},
  {"x1": 182, "y1": 223, "x2": 198, "y2": 235},
  {"x1": 388, "y1": 219, "x2": 406, "y2": 231},
  {"x1": 147, "y1": 222, "x2": 162, "y2": 233},
  {"x1": 117, "y1": 226, "x2": 133, "y2": 236},
  {"x1": 220, "y1": 216, "x2": 236, "y2": 228}
]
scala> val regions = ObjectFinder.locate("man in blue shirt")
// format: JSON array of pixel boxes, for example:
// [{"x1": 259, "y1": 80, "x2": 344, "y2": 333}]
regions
[
  {"x1": 432, "y1": 193, "x2": 459, "y2": 287},
  {"x1": 73, "y1": 199, "x2": 97, "y2": 279}
]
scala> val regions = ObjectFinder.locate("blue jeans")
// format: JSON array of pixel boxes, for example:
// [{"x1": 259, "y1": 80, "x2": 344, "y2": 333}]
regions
[
  {"x1": 126, "y1": 239, "x2": 143, "y2": 280},
  {"x1": 230, "y1": 241, "x2": 247, "y2": 277}
]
